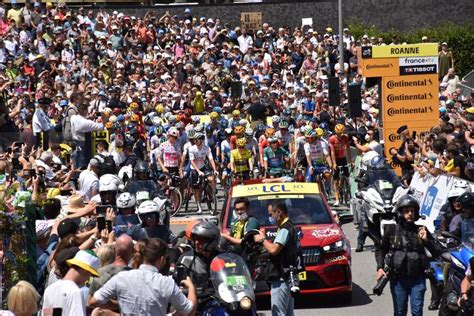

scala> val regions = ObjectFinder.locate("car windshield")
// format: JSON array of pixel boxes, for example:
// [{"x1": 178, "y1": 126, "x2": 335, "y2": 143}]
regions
[{"x1": 227, "y1": 194, "x2": 332, "y2": 228}]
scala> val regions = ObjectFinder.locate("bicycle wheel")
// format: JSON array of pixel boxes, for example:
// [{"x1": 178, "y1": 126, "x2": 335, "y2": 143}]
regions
[
  {"x1": 183, "y1": 179, "x2": 192, "y2": 213},
  {"x1": 167, "y1": 186, "x2": 183, "y2": 217},
  {"x1": 204, "y1": 184, "x2": 218, "y2": 215}
]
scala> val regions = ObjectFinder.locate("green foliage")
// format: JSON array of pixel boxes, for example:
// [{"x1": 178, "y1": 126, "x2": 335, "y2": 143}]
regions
[{"x1": 347, "y1": 20, "x2": 474, "y2": 77}]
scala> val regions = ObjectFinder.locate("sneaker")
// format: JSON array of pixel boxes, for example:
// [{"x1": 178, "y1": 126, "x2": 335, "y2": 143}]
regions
[
  {"x1": 355, "y1": 244, "x2": 363, "y2": 252},
  {"x1": 333, "y1": 201, "x2": 340, "y2": 207},
  {"x1": 427, "y1": 301, "x2": 439, "y2": 311},
  {"x1": 196, "y1": 209, "x2": 203, "y2": 215}
]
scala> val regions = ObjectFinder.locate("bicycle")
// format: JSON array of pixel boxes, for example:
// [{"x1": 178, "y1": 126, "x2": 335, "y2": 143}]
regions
[
  {"x1": 336, "y1": 164, "x2": 352, "y2": 206},
  {"x1": 182, "y1": 173, "x2": 218, "y2": 215},
  {"x1": 161, "y1": 172, "x2": 183, "y2": 217}
]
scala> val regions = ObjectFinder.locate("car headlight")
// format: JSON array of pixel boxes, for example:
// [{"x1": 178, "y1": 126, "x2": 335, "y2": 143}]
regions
[
  {"x1": 322, "y1": 239, "x2": 345, "y2": 253},
  {"x1": 240, "y1": 296, "x2": 252, "y2": 310}
]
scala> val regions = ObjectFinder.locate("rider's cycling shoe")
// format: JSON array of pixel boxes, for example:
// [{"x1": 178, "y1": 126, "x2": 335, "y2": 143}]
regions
[
  {"x1": 333, "y1": 200, "x2": 340, "y2": 207},
  {"x1": 427, "y1": 301, "x2": 439, "y2": 310},
  {"x1": 355, "y1": 244, "x2": 363, "y2": 252},
  {"x1": 196, "y1": 209, "x2": 203, "y2": 215}
]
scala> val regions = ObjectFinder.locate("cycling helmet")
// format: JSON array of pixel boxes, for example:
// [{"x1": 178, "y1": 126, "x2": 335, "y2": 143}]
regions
[
  {"x1": 195, "y1": 132, "x2": 205, "y2": 140},
  {"x1": 155, "y1": 104, "x2": 165, "y2": 114},
  {"x1": 117, "y1": 114, "x2": 125, "y2": 122},
  {"x1": 265, "y1": 128, "x2": 276, "y2": 138},
  {"x1": 129, "y1": 102, "x2": 139, "y2": 110},
  {"x1": 232, "y1": 110, "x2": 240, "y2": 117},
  {"x1": 192, "y1": 116, "x2": 200, "y2": 123},
  {"x1": 245, "y1": 128, "x2": 253, "y2": 137},
  {"x1": 305, "y1": 129, "x2": 316, "y2": 138},
  {"x1": 116, "y1": 192, "x2": 136, "y2": 209},
  {"x1": 271, "y1": 115, "x2": 280, "y2": 123},
  {"x1": 168, "y1": 115, "x2": 177, "y2": 123},
  {"x1": 279, "y1": 120, "x2": 289, "y2": 129},
  {"x1": 109, "y1": 115, "x2": 117, "y2": 123},
  {"x1": 239, "y1": 119, "x2": 247, "y2": 127},
  {"x1": 155, "y1": 125, "x2": 163, "y2": 135},
  {"x1": 187, "y1": 129, "x2": 197, "y2": 139},
  {"x1": 210, "y1": 112, "x2": 219, "y2": 120},
  {"x1": 335, "y1": 124, "x2": 345, "y2": 135},
  {"x1": 234, "y1": 126, "x2": 245, "y2": 134},
  {"x1": 225, "y1": 128, "x2": 233, "y2": 136},
  {"x1": 131, "y1": 114, "x2": 140, "y2": 122},
  {"x1": 394, "y1": 195, "x2": 420, "y2": 222},
  {"x1": 206, "y1": 125, "x2": 214, "y2": 134},
  {"x1": 268, "y1": 137, "x2": 279, "y2": 143},
  {"x1": 168, "y1": 127, "x2": 179, "y2": 137},
  {"x1": 319, "y1": 122, "x2": 329, "y2": 131},
  {"x1": 221, "y1": 118, "x2": 229, "y2": 128},
  {"x1": 195, "y1": 124, "x2": 204, "y2": 133},
  {"x1": 134, "y1": 160, "x2": 149, "y2": 174},
  {"x1": 213, "y1": 106, "x2": 222, "y2": 114},
  {"x1": 236, "y1": 138, "x2": 246, "y2": 148},
  {"x1": 190, "y1": 220, "x2": 220, "y2": 251},
  {"x1": 315, "y1": 128, "x2": 324, "y2": 138},
  {"x1": 217, "y1": 130, "x2": 227, "y2": 141}
]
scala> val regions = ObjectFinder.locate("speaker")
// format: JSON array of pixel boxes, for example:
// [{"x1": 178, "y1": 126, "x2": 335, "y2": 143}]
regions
[
  {"x1": 347, "y1": 84, "x2": 362, "y2": 118},
  {"x1": 328, "y1": 77, "x2": 340, "y2": 107},
  {"x1": 230, "y1": 81, "x2": 243, "y2": 98}
]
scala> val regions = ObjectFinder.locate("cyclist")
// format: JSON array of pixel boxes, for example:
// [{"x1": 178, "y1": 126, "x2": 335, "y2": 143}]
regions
[
  {"x1": 304, "y1": 129, "x2": 333, "y2": 186},
  {"x1": 275, "y1": 120, "x2": 292, "y2": 153},
  {"x1": 230, "y1": 125, "x2": 245, "y2": 149},
  {"x1": 205, "y1": 125, "x2": 218, "y2": 162},
  {"x1": 189, "y1": 133, "x2": 219, "y2": 214},
  {"x1": 229, "y1": 109, "x2": 241, "y2": 128},
  {"x1": 220, "y1": 128, "x2": 233, "y2": 188},
  {"x1": 244, "y1": 128, "x2": 258, "y2": 175},
  {"x1": 259, "y1": 127, "x2": 276, "y2": 168},
  {"x1": 329, "y1": 124, "x2": 353, "y2": 207},
  {"x1": 154, "y1": 127, "x2": 182, "y2": 178},
  {"x1": 180, "y1": 129, "x2": 197, "y2": 180},
  {"x1": 230, "y1": 138, "x2": 254, "y2": 180},
  {"x1": 263, "y1": 137, "x2": 291, "y2": 177}
]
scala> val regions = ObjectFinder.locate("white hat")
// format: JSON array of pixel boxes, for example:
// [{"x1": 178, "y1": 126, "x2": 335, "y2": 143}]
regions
[{"x1": 67, "y1": 250, "x2": 100, "y2": 277}]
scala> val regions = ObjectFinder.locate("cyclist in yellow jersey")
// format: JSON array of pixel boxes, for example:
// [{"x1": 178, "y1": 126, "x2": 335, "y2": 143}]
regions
[{"x1": 230, "y1": 138, "x2": 254, "y2": 180}]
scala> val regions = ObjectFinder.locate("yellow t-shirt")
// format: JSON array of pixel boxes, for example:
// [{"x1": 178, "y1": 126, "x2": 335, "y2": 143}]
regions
[{"x1": 230, "y1": 148, "x2": 252, "y2": 173}]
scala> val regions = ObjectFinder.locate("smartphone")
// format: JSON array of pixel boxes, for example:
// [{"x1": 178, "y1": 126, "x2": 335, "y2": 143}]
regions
[
  {"x1": 176, "y1": 265, "x2": 187, "y2": 285},
  {"x1": 412, "y1": 131, "x2": 417, "y2": 139},
  {"x1": 24, "y1": 169, "x2": 36, "y2": 178},
  {"x1": 96, "y1": 205, "x2": 116, "y2": 215},
  {"x1": 60, "y1": 189, "x2": 72, "y2": 196},
  {"x1": 13, "y1": 142, "x2": 24, "y2": 151},
  {"x1": 97, "y1": 215, "x2": 106, "y2": 232},
  {"x1": 106, "y1": 220, "x2": 113, "y2": 233},
  {"x1": 11, "y1": 157, "x2": 20, "y2": 169},
  {"x1": 52, "y1": 307, "x2": 63, "y2": 316}
]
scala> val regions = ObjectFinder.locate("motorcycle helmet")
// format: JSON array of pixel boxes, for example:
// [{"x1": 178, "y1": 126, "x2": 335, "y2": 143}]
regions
[
  {"x1": 448, "y1": 181, "x2": 471, "y2": 202},
  {"x1": 394, "y1": 195, "x2": 420, "y2": 222},
  {"x1": 116, "y1": 192, "x2": 136, "y2": 209},
  {"x1": 136, "y1": 200, "x2": 161, "y2": 226},
  {"x1": 457, "y1": 192, "x2": 474, "y2": 217},
  {"x1": 134, "y1": 160, "x2": 149, "y2": 179},
  {"x1": 118, "y1": 165, "x2": 133, "y2": 183},
  {"x1": 190, "y1": 220, "x2": 220, "y2": 251},
  {"x1": 271, "y1": 115, "x2": 280, "y2": 123},
  {"x1": 99, "y1": 174, "x2": 122, "y2": 192}
]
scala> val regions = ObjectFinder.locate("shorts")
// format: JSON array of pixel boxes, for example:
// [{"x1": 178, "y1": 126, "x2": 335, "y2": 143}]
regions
[
  {"x1": 306, "y1": 163, "x2": 329, "y2": 182},
  {"x1": 191, "y1": 165, "x2": 213, "y2": 188},
  {"x1": 334, "y1": 158, "x2": 349, "y2": 180}
]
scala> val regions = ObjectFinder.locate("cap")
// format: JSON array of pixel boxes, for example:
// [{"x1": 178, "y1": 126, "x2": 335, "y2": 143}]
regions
[
  {"x1": 67, "y1": 250, "x2": 100, "y2": 277},
  {"x1": 396, "y1": 125, "x2": 408, "y2": 134},
  {"x1": 57, "y1": 218, "x2": 80, "y2": 238}
]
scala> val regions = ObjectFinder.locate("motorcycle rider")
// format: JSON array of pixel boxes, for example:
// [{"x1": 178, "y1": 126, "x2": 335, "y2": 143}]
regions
[
  {"x1": 177, "y1": 220, "x2": 221, "y2": 312},
  {"x1": 133, "y1": 200, "x2": 174, "y2": 243},
  {"x1": 90, "y1": 174, "x2": 122, "y2": 205},
  {"x1": 124, "y1": 160, "x2": 160, "y2": 198},
  {"x1": 375, "y1": 195, "x2": 442, "y2": 316},
  {"x1": 437, "y1": 181, "x2": 470, "y2": 232},
  {"x1": 114, "y1": 192, "x2": 140, "y2": 237},
  {"x1": 449, "y1": 192, "x2": 474, "y2": 238}
]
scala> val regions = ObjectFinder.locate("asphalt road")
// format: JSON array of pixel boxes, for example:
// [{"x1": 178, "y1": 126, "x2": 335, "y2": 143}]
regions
[{"x1": 170, "y1": 188, "x2": 439, "y2": 316}]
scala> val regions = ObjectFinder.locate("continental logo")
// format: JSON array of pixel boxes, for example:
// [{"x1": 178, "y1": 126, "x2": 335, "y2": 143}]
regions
[
  {"x1": 388, "y1": 133, "x2": 401, "y2": 142},
  {"x1": 386, "y1": 78, "x2": 434, "y2": 89},
  {"x1": 365, "y1": 62, "x2": 394, "y2": 70},
  {"x1": 386, "y1": 92, "x2": 434, "y2": 103},
  {"x1": 387, "y1": 106, "x2": 434, "y2": 116}
]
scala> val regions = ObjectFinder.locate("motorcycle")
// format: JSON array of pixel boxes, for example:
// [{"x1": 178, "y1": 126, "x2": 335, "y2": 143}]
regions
[
  {"x1": 439, "y1": 219, "x2": 474, "y2": 315},
  {"x1": 355, "y1": 163, "x2": 408, "y2": 246}
]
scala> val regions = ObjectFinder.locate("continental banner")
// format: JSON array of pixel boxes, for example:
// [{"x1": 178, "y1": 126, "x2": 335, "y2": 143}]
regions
[
  {"x1": 382, "y1": 74, "x2": 439, "y2": 125},
  {"x1": 361, "y1": 43, "x2": 438, "y2": 59},
  {"x1": 359, "y1": 58, "x2": 399, "y2": 77}
]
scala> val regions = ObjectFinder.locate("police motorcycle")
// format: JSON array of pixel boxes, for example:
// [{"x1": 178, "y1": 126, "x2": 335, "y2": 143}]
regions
[
  {"x1": 174, "y1": 220, "x2": 257, "y2": 316},
  {"x1": 438, "y1": 218, "x2": 474, "y2": 315},
  {"x1": 355, "y1": 154, "x2": 409, "y2": 246}
]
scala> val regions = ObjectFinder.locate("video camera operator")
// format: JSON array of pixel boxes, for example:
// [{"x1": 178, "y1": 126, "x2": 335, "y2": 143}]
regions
[{"x1": 374, "y1": 195, "x2": 442, "y2": 315}]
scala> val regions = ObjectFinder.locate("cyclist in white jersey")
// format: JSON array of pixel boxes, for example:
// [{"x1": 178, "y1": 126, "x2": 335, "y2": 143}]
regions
[
  {"x1": 189, "y1": 133, "x2": 218, "y2": 214},
  {"x1": 304, "y1": 128, "x2": 333, "y2": 183}
]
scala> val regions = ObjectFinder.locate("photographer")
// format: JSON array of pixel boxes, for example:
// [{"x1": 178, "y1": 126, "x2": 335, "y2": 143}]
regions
[
  {"x1": 256, "y1": 201, "x2": 298, "y2": 316},
  {"x1": 375, "y1": 195, "x2": 441, "y2": 316}
]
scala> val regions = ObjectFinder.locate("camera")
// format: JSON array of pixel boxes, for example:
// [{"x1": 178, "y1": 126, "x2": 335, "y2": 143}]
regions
[{"x1": 373, "y1": 273, "x2": 389, "y2": 296}]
